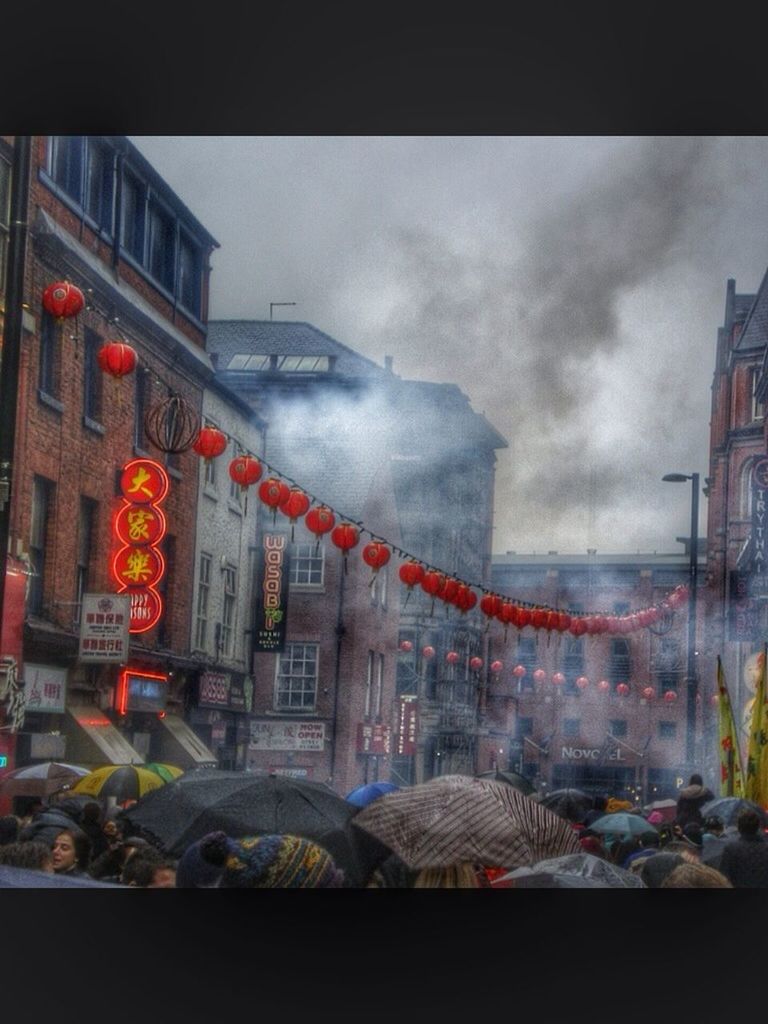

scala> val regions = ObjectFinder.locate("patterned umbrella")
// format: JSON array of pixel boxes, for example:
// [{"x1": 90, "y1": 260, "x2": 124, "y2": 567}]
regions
[
  {"x1": 72, "y1": 765, "x2": 167, "y2": 802},
  {"x1": 352, "y1": 774, "x2": 582, "y2": 870},
  {"x1": 0, "y1": 761, "x2": 91, "y2": 798},
  {"x1": 475, "y1": 770, "x2": 535, "y2": 796}
]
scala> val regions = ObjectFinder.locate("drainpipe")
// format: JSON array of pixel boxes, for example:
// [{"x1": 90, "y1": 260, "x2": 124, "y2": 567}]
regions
[{"x1": 329, "y1": 554, "x2": 346, "y2": 789}]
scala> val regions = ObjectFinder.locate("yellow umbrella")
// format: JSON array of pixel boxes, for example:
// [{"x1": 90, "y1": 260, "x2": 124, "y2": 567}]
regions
[{"x1": 72, "y1": 764, "x2": 167, "y2": 802}]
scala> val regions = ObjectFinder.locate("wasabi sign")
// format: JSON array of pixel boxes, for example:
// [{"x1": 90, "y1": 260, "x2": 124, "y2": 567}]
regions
[{"x1": 253, "y1": 531, "x2": 291, "y2": 652}]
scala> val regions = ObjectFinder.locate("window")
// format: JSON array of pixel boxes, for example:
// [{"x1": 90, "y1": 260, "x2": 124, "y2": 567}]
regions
[
  {"x1": 83, "y1": 328, "x2": 103, "y2": 425},
  {"x1": 38, "y1": 311, "x2": 59, "y2": 399},
  {"x1": 275, "y1": 643, "x2": 318, "y2": 711},
  {"x1": 49, "y1": 137, "x2": 113, "y2": 234},
  {"x1": 147, "y1": 199, "x2": 175, "y2": 292},
  {"x1": 0, "y1": 156, "x2": 9, "y2": 295},
  {"x1": 516, "y1": 717, "x2": 534, "y2": 738},
  {"x1": 204, "y1": 449, "x2": 216, "y2": 488},
  {"x1": 74, "y1": 497, "x2": 97, "y2": 625},
  {"x1": 122, "y1": 169, "x2": 146, "y2": 262},
  {"x1": 29, "y1": 477, "x2": 54, "y2": 615},
  {"x1": 610, "y1": 639, "x2": 631, "y2": 689},
  {"x1": 376, "y1": 653, "x2": 384, "y2": 718},
  {"x1": 613, "y1": 601, "x2": 630, "y2": 616},
  {"x1": 194, "y1": 553, "x2": 211, "y2": 651},
  {"x1": 371, "y1": 565, "x2": 388, "y2": 607},
  {"x1": 609, "y1": 719, "x2": 628, "y2": 738},
  {"x1": 364, "y1": 651, "x2": 374, "y2": 718},
  {"x1": 562, "y1": 636, "x2": 584, "y2": 694},
  {"x1": 516, "y1": 637, "x2": 537, "y2": 691},
  {"x1": 752, "y1": 367, "x2": 765, "y2": 421},
  {"x1": 85, "y1": 139, "x2": 114, "y2": 232},
  {"x1": 49, "y1": 136, "x2": 84, "y2": 199},
  {"x1": 659, "y1": 721, "x2": 677, "y2": 740},
  {"x1": 562, "y1": 718, "x2": 580, "y2": 739},
  {"x1": 221, "y1": 564, "x2": 237, "y2": 657},
  {"x1": 178, "y1": 231, "x2": 201, "y2": 317},
  {"x1": 289, "y1": 542, "x2": 324, "y2": 586},
  {"x1": 133, "y1": 368, "x2": 148, "y2": 451}
]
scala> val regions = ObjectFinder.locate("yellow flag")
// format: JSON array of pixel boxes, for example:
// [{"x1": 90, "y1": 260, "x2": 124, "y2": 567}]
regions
[
  {"x1": 744, "y1": 645, "x2": 768, "y2": 804},
  {"x1": 717, "y1": 657, "x2": 744, "y2": 798}
]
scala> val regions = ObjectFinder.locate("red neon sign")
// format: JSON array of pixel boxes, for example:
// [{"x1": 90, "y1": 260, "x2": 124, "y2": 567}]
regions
[
  {"x1": 116, "y1": 668, "x2": 168, "y2": 715},
  {"x1": 114, "y1": 503, "x2": 167, "y2": 546},
  {"x1": 112, "y1": 545, "x2": 166, "y2": 589},
  {"x1": 119, "y1": 459, "x2": 170, "y2": 505}
]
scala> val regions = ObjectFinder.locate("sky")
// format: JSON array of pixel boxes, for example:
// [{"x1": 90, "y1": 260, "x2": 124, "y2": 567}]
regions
[{"x1": 131, "y1": 136, "x2": 768, "y2": 557}]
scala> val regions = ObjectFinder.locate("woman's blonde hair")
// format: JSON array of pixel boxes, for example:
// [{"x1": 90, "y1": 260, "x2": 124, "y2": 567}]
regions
[
  {"x1": 660, "y1": 862, "x2": 732, "y2": 888},
  {"x1": 413, "y1": 863, "x2": 482, "y2": 888}
]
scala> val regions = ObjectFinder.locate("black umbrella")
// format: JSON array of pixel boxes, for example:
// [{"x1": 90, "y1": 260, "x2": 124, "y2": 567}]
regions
[
  {"x1": 700, "y1": 797, "x2": 768, "y2": 828},
  {"x1": 538, "y1": 788, "x2": 594, "y2": 823},
  {"x1": 475, "y1": 770, "x2": 535, "y2": 796},
  {"x1": 121, "y1": 771, "x2": 393, "y2": 886}
]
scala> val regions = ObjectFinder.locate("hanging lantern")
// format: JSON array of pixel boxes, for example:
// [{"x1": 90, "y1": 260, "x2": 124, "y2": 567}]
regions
[
  {"x1": 490, "y1": 660, "x2": 503, "y2": 674},
  {"x1": 552, "y1": 672, "x2": 565, "y2": 685},
  {"x1": 362, "y1": 540, "x2": 391, "y2": 575},
  {"x1": 193, "y1": 425, "x2": 227, "y2": 462},
  {"x1": 97, "y1": 341, "x2": 137, "y2": 378},
  {"x1": 42, "y1": 280, "x2": 85, "y2": 320},
  {"x1": 597, "y1": 679, "x2": 610, "y2": 692},
  {"x1": 616, "y1": 682, "x2": 630, "y2": 696},
  {"x1": 421, "y1": 570, "x2": 446, "y2": 597},
  {"x1": 422, "y1": 645, "x2": 436, "y2": 660},
  {"x1": 460, "y1": 588, "x2": 477, "y2": 613},
  {"x1": 445, "y1": 651, "x2": 460, "y2": 664},
  {"x1": 145, "y1": 394, "x2": 201, "y2": 453},
  {"x1": 512, "y1": 665, "x2": 527, "y2": 679},
  {"x1": 398, "y1": 640, "x2": 413, "y2": 653},
  {"x1": 469, "y1": 656, "x2": 484, "y2": 672},
  {"x1": 305, "y1": 504, "x2": 336, "y2": 544},
  {"x1": 531, "y1": 608, "x2": 548, "y2": 630},
  {"x1": 532, "y1": 668, "x2": 546, "y2": 684},
  {"x1": 441, "y1": 577, "x2": 460, "y2": 604},
  {"x1": 480, "y1": 593, "x2": 502, "y2": 619},
  {"x1": 557, "y1": 611, "x2": 571, "y2": 632},
  {"x1": 259, "y1": 477, "x2": 290, "y2": 509},
  {"x1": 331, "y1": 523, "x2": 360, "y2": 573},
  {"x1": 228, "y1": 455, "x2": 263, "y2": 491},
  {"x1": 569, "y1": 617, "x2": 587, "y2": 637},
  {"x1": 279, "y1": 487, "x2": 311, "y2": 540},
  {"x1": 642, "y1": 686, "x2": 655, "y2": 700},
  {"x1": 576, "y1": 676, "x2": 589, "y2": 690},
  {"x1": 399, "y1": 560, "x2": 425, "y2": 590},
  {"x1": 516, "y1": 607, "x2": 532, "y2": 629},
  {"x1": 663, "y1": 690, "x2": 678, "y2": 703}
]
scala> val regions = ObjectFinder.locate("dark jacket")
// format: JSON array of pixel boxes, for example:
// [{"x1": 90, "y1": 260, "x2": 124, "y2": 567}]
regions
[
  {"x1": 675, "y1": 784, "x2": 715, "y2": 829},
  {"x1": 18, "y1": 808, "x2": 84, "y2": 848},
  {"x1": 719, "y1": 834, "x2": 768, "y2": 888}
]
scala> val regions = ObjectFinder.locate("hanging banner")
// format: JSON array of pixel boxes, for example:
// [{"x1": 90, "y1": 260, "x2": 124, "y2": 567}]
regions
[
  {"x1": 357, "y1": 722, "x2": 392, "y2": 755},
  {"x1": 22, "y1": 663, "x2": 67, "y2": 713},
  {"x1": 395, "y1": 696, "x2": 419, "y2": 755},
  {"x1": 253, "y1": 531, "x2": 290, "y2": 653}
]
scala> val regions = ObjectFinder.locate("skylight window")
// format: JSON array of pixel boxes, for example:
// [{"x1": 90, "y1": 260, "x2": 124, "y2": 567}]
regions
[{"x1": 226, "y1": 354, "x2": 330, "y2": 372}]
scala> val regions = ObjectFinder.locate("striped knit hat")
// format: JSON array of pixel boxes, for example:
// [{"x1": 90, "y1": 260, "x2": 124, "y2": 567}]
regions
[{"x1": 199, "y1": 832, "x2": 345, "y2": 888}]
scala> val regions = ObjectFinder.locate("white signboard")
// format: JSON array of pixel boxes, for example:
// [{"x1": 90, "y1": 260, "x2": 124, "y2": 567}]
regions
[
  {"x1": 79, "y1": 593, "x2": 131, "y2": 663},
  {"x1": 23, "y1": 663, "x2": 67, "y2": 714},
  {"x1": 249, "y1": 720, "x2": 325, "y2": 751}
]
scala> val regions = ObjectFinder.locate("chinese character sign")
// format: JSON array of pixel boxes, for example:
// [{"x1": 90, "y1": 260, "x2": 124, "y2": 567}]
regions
[
  {"x1": 23, "y1": 663, "x2": 67, "y2": 713},
  {"x1": 111, "y1": 458, "x2": 169, "y2": 633},
  {"x1": 79, "y1": 593, "x2": 131, "y2": 663}
]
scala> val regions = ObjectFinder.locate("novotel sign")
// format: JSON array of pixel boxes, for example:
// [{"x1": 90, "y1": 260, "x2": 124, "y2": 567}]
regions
[{"x1": 561, "y1": 746, "x2": 625, "y2": 761}]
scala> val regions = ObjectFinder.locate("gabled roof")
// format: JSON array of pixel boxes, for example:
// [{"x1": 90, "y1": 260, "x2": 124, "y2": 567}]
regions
[
  {"x1": 206, "y1": 320, "x2": 387, "y2": 378},
  {"x1": 736, "y1": 266, "x2": 768, "y2": 351}
]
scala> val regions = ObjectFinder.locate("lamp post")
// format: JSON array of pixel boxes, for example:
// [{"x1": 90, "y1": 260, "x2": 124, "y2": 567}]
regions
[{"x1": 662, "y1": 472, "x2": 700, "y2": 766}]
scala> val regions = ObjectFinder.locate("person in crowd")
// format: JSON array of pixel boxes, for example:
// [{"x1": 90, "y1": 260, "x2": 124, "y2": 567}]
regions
[
  {"x1": 701, "y1": 815, "x2": 730, "y2": 871},
  {"x1": 682, "y1": 822, "x2": 704, "y2": 853},
  {"x1": 413, "y1": 863, "x2": 484, "y2": 887},
  {"x1": 610, "y1": 836, "x2": 641, "y2": 868},
  {"x1": 122, "y1": 852, "x2": 177, "y2": 887},
  {"x1": 639, "y1": 851, "x2": 686, "y2": 887},
  {"x1": 659, "y1": 862, "x2": 733, "y2": 887},
  {"x1": 582, "y1": 795, "x2": 608, "y2": 828},
  {"x1": 176, "y1": 835, "x2": 228, "y2": 888},
  {"x1": 0, "y1": 814, "x2": 20, "y2": 846},
  {"x1": 624, "y1": 830, "x2": 661, "y2": 872},
  {"x1": 661, "y1": 839, "x2": 701, "y2": 863},
  {"x1": 90, "y1": 833, "x2": 153, "y2": 883},
  {"x1": 719, "y1": 808, "x2": 768, "y2": 888},
  {"x1": 197, "y1": 831, "x2": 345, "y2": 888},
  {"x1": 578, "y1": 828, "x2": 607, "y2": 859},
  {"x1": 0, "y1": 839, "x2": 53, "y2": 872},
  {"x1": 50, "y1": 828, "x2": 92, "y2": 877},
  {"x1": 674, "y1": 773, "x2": 715, "y2": 829},
  {"x1": 18, "y1": 797, "x2": 84, "y2": 847},
  {"x1": 78, "y1": 801, "x2": 109, "y2": 862}
]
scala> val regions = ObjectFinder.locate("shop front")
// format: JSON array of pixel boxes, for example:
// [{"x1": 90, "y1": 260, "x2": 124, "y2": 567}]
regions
[
  {"x1": 550, "y1": 742, "x2": 641, "y2": 801},
  {"x1": 186, "y1": 670, "x2": 252, "y2": 769}
]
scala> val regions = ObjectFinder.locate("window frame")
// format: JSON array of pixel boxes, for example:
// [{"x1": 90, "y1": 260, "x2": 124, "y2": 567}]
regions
[
  {"x1": 82, "y1": 327, "x2": 103, "y2": 428},
  {"x1": 221, "y1": 563, "x2": 237, "y2": 658},
  {"x1": 194, "y1": 552, "x2": 212, "y2": 651},
  {"x1": 29, "y1": 476, "x2": 55, "y2": 615},
  {"x1": 274, "y1": 642, "x2": 319, "y2": 713},
  {"x1": 74, "y1": 496, "x2": 97, "y2": 626},
  {"x1": 289, "y1": 541, "x2": 324, "y2": 588}
]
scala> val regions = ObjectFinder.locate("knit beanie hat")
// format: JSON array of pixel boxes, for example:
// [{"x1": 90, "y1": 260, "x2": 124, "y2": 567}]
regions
[
  {"x1": 646, "y1": 811, "x2": 664, "y2": 826},
  {"x1": 199, "y1": 832, "x2": 345, "y2": 888},
  {"x1": 176, "y1": 832, "x2": 227, "y2": 888}
]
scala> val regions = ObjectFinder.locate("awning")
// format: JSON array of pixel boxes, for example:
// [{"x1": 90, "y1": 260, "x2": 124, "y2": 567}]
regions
[
  {"x1": 65, "y1": 706, "x2": 145, "y2": 766},
  {"x1": 155, "y1": 713, "x2": 217, "y2": 769}
]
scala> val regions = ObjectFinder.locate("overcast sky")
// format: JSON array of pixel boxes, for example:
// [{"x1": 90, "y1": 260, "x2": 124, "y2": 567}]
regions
[{"x1": 131, "y1": 136, "x2": 768, "y2": 557}]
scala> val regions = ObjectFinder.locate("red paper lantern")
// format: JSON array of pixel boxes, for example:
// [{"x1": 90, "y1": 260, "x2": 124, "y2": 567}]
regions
[
  {"x1": 642, "y1": 686, "x2": 655, "y2": 700},
  {"x1": 517, "y1": 607, "x2": 532, "y2": 629},
  {"x1": 512, "y1": 665, "x2": 527, "y2": 679},
  {"x1": 469, "y1": 656, "x2": 484, "y2": 672},
  {"x1": 445, "y1": 651, "x2": 460, "y2": 664},
  {"x1": 616, "y1": 682, "x2": 630, "y2": 696},
  {"x1": 569, "y1": 617, "x2": 587, "y2": 637},
  {"x1": 576, "y1": 676, "x2": 589, "y2": 690},
  {"x1": 331, "y1": 523, "x2": 360, "y2": 552},
  {"x1": 597, "y1": 679, "x2": 610, "y2": 692},
  {"x1": 557, "y1": 611, "x2": 571, "y2": 632},
  {"x1": 399, "y1": 560, "x2": 425, "y2": 589},
  {"x1": 533, "y1": 668, "x2": 546, "y2": 684},
  {"x1": 193, "y1": 426, "x2": 227, "y2": 461},
  {"x1": 97, "y1": 341, "x2": 137, "y2": 378},
  {"x1": 42, "y1": 279, "x2": 85, "y2": 320},
  {"x1": 531, "y1": 608, "x2": 548, "y2": 630},
  {"x1": 362, "y1": 540, "x2": 391, "y2": 573},
  {"x1": 441, "y1": 577, "x2": 460, "y2": 603},
  {"x1": 421, "y1": 570, "x2": 446, "y2": 597},
  {"x1": 663, "y1": 690, "x2": 678, "y2": 703},
  {"x1": 399, "y1": 640, "x2": 413, "y2": 653},
  {"x1": 279, "y1": 486, "x2": 310, "y2": 522},
  {"x1": 552, "y1": 672, "x2": 565, "y2": 685},
  {"x1": 422, "y1": 645, "x2": 436, "y2": 660},
  {"x1": 259, "y1": 477, "x2": 291, "y2": 510},
  {"x1": 228, "y1": 455, "x2": 263, "y2": 490},
  {"x1": 305, "y1": 504, "x2": 336, "y2": 540},
  {"x1": 490, "y1": 660, "x2": 503, "y2": 674},
  {"x1": 480, "y1": 593, "x2": 502, "y2": 618}
]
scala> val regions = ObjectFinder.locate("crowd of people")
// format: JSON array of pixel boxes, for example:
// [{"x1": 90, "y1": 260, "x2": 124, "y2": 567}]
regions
[{"x1": 0, "y1": 771, "x2": 767, "y2": 887}]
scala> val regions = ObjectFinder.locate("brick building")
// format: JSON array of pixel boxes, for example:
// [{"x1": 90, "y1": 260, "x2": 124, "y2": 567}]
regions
[
  {"x1": 490, "y1": 548, "x2": 704, "y2": 802},
  {"x1": 0, "y1": 136, "x2": 222, "y2": 787}
]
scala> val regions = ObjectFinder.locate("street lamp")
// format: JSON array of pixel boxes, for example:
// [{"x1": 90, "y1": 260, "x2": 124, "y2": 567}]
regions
[{"x1": 662, "y1": 472, "x2": 700, "y2": 766}]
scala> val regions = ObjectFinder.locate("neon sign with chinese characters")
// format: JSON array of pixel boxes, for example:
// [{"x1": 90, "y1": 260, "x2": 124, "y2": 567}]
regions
[{"x1": 111, "y1": 458, "x2": 169, "y2": 633}]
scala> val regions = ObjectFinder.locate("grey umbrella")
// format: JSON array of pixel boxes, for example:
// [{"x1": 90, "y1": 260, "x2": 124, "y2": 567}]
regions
[
  {"x1": 498, "y1": 852, "x2": 645, "y2": 888},
  {"x1": 475, "y1": 770, "x2": 535, "y2": 796},
  {"x1": 700, "y1": 797, "x2": 768, "y2": 828}
]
